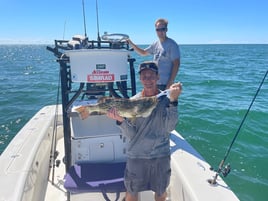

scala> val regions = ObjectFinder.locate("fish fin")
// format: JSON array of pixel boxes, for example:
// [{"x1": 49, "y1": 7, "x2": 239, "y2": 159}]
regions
[
  {"x1": 97, "y1": 96, "x2": 114, "y2": 103},
  {"x1": 97, "y1": 96, "x2": 107, "y2": 103},
  {"x1": 129, "y1": 116, "x2": 136, "y2": 124}
]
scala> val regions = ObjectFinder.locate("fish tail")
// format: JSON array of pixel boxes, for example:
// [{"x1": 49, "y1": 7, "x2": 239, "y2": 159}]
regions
[{"x1": 74, "y1": 106, "x2": 89, "y2": 120}]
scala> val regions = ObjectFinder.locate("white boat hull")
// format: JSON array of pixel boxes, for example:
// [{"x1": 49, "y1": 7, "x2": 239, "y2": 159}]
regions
[{"x1": 0, "y1": 105, "x2": 239, "y2": 201}]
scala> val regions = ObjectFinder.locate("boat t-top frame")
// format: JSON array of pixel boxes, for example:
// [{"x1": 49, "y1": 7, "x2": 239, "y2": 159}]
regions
[{"x1": 47, "y1": 33, "x2": 137, "y2": 172}]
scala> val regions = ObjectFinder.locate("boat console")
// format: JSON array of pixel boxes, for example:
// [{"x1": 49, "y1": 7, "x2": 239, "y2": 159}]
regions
[{"x1": 47, "y1": 33, "x2": 136, "y2": 200}]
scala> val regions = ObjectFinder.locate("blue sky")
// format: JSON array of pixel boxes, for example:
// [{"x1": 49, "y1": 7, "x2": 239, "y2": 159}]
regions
[{"x1": 0, "y1": 0, "x2": 267, "y2": 44}]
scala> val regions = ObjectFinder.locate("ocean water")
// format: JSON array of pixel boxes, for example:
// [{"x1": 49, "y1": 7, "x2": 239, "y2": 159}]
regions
[{"x1": 0, "y1": 44, "x2": 267, "y2": 201}]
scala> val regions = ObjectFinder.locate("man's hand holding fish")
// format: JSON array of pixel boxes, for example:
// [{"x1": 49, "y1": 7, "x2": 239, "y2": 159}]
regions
[{"x1": 169, "y1": 82, "x2": 182, "y2": 102}]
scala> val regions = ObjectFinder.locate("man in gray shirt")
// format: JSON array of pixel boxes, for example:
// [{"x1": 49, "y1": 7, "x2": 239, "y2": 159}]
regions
[
  {"x1": 127, "y1": 18, "x2": 181, "y2": 90},
  {"x1": 107, "y1": 61, "x2": 182, "y2": 201}
]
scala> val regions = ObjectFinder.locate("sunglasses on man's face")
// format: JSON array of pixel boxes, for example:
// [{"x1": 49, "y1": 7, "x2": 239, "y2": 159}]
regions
[{"x1": 156, "y1": 27, "x2": 167, "y2": 32}]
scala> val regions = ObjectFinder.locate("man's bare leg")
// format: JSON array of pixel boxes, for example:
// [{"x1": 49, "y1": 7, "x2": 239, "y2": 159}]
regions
[
  {"x1": 125, "y1": 192, "x2": 138, "y2": 201},
  {"x1": 155, "y1": 191, "x2": 167, "y2": 201}
]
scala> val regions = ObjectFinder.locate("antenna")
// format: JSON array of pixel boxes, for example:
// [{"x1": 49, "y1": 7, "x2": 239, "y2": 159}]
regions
[
  {"x1": 96, "y1": 0, "x2": 101, "y2": 43},
  {"x1": 82, "y1": 0, "x2": 87, "y2": 38},
  {"x1": 63, "y1": 20, "x2": 67, "y2": 40}
]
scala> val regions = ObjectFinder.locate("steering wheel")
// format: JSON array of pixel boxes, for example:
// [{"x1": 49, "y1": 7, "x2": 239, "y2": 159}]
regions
[{"x1": 101, "y1": 33, "x2": 129, "y2": 43}]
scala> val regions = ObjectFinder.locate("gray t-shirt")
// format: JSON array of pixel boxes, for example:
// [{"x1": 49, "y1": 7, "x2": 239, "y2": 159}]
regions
[
  {"x1": 145, "y1": 37, "x2": 180, "y2": 85},
  {"x1": 118, "y1": 93, "x2": 178, "y2": 159}
]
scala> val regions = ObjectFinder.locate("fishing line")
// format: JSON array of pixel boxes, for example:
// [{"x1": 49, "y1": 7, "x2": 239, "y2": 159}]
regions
[{"x1": 209, "y1": 69, "x2": 268, "y2": 184}]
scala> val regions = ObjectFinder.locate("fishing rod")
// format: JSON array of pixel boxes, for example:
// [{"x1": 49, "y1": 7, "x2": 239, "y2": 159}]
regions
[
  {"x1": 96, "y1": 0, "x2": 101, "y2": 44},
  {"x1": 82, "y1": 0, "x2": 87, "y2": 38},
  {"x1": 208, "y1": 69, "x2": 268, "y2": 185}
]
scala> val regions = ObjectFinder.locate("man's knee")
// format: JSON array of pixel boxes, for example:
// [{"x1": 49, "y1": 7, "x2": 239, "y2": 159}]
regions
[{"x1": 125, "y1": 192, "x2": 138, "y2": 201}]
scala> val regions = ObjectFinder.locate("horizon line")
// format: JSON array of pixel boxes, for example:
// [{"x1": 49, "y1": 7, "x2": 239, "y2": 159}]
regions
[{"x1": 0, "y1": 42, "x2": 267, "y2": 46}]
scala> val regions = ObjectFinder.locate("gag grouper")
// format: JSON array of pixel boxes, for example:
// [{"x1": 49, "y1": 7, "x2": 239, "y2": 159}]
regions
[{"x1": 74, "y1": 89, "x2": 171, "y2": 120}]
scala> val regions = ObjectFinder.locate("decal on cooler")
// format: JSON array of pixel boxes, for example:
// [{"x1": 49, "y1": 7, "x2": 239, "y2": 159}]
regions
[{"x1": 87, "y1": 69, "x2": 115, "y2": 82}]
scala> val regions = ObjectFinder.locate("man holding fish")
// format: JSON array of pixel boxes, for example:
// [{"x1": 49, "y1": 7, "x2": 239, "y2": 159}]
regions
[{"x1": 107, "y1": 61, "x2": 182, "y2": 201}]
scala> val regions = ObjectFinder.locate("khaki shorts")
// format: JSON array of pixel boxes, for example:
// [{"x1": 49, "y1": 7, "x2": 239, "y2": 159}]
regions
[{"x1": 124, "y1": 156, "x2": 171, "y2": 196}]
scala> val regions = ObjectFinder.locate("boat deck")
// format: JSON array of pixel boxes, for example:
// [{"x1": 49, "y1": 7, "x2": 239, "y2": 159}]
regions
[
  {"x1": 45, "y1": 137, "x2": 158, "y2": 201},
  {"x1": 44, "y1": 130, "x2": 239, "y2": 201}
]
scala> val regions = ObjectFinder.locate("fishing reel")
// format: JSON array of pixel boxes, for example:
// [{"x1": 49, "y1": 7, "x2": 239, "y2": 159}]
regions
[
  {"x1": 208, "y1": 163, "x2": 231, "y2": 185},
  {"x1": 210, "y1": 163, "x2": 231, "y2": 177},
  {"x1": 221, "y1": 163, "x2": 231, "y2": 177}
]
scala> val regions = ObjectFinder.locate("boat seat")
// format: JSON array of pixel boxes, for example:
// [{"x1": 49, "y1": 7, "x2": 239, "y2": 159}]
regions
[{"x1": 64, "y1": 162, "x2": 126, "y2": 198}]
